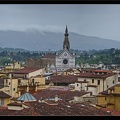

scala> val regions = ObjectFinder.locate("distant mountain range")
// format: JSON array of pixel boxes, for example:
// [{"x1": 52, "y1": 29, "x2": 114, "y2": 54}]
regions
[{"x1": 0, "y1": 29, "x2": 120, "y2": 51}]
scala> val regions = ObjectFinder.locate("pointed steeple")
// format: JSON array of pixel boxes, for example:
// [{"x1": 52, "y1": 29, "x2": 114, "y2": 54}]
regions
[
  {"x1": 63, "y1": 25, "x2": 70, "y2": 51},
  {"x1": 65, "y1": 25, "x2": 68, "y2": 35}
]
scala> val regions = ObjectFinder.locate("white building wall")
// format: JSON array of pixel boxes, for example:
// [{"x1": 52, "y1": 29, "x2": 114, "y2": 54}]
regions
[
  {"x1": 105, "y1": 74, "x2": 118, "y2": 90},
  {"x1": 28, "y1": 68, "x2": 44, "y2": 78},
  {"x1": 56, "y1": 50, "x2": 75, "y2": 72},
  {"x1": 8, "y1": 106, "x2": 23, "y2": 110},
  {"x1": 87, "y1": 87, "x2": 98, "y2": 95}
]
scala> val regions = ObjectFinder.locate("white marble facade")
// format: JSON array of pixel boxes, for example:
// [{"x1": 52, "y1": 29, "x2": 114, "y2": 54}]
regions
[{"x1": 56, "y1": 48, "x2": 75, "y2": 72}]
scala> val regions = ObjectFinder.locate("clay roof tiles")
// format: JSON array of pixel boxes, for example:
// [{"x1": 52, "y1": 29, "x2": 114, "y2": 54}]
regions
[
  {"x1": 11, "y1": 67, "x2": 42, "y2": 74},
  {"x1": 47, "y1": 75, "x2": 78, "y2": 84},
  {"x1": 0, "y1": 91, "x2": 11, "y2": 98}
]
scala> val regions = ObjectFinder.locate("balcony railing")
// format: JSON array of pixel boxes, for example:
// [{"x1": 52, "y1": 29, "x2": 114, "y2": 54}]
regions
[{"x1": 18, "y1": 82, "x2": 43, "y2": 87}]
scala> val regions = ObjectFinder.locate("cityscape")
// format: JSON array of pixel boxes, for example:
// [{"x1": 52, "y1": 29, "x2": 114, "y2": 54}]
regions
[{"x1": 0, "y1": 4, "x2": 120, "y2": 116}]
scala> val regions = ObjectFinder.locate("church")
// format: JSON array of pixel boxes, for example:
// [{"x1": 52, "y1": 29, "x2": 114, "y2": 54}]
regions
[
  {"x1": 26, "y1": 26, "x2": 76, "y2": 73},
  {"x1": 55, "y1": 26, "x2": 75, "y2": 72}
]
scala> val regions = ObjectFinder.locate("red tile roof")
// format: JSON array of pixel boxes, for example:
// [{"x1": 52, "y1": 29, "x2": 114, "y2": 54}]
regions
[
  {"x1": 0, "y1": 91, "x2": 11, "y2": 98},
  {"x1": 94, "y1": 70, "x2": 112, "y2": 73},
  {"x1": 46, "y1": 75, "x2": 78, "y2": 84},
  {"x1": 101, "y1": 108, "x2": 120, "y2": 116},
  {"x1": 0, "y1": 107, "x2": 37, "y2": 116},
  {"x1": 76, "y1": 72, "x2": 116, "y2": 79},
  {"x1": 32, "y1": 89, "x2": 90, "y2": 101},
  {"x1": 11, "y1": 67, "x2": 42, "y2": 74},
  {"x1": 24, "y1": 101, "x2": 112, "y2": 116},
  {"x1": 0, "y1": 101, "x2": 111, "y2": 116}
]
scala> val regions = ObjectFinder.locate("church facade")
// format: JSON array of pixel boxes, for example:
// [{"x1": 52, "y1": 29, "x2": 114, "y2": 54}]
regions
[
  {"x1": 26, "y1": 26, "x2": 76, "y2": 73},
  {"x1": 55, "y1": 26, "x2": 75, "y2": 72}
]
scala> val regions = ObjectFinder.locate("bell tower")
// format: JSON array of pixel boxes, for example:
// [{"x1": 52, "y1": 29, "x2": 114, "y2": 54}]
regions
[{"x1": 63, "y1": 25, "x2": 70, "y2": 51}]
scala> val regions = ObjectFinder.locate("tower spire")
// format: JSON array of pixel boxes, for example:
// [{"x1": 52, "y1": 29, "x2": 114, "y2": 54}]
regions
[
  {"x1": 63, "y1": 25, "x2": 70, "y2": 51},
  {"x1": 65, "y1": 25, "x2": 68, "y2": 35}
]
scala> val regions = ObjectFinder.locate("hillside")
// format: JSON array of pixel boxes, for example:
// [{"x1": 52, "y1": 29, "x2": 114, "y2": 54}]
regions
[{"x1": 0, "y1": 30, "x2": 120, "y2": 51}]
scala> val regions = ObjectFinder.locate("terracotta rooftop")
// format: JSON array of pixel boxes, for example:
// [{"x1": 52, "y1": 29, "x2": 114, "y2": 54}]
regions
[
  {"x1": 101, "y1": 108, "x2": 120, "y2": 116},
  {"x1": 0, "y1": 91, "x2": 11, "y2": 98},
  {"x1": 0, "y1": 89, "x2": 112, "y2": 116},
  {"x1": 46, "y1": 75, "x2": 78, "y2": 84},
  {"x1": 0, "y1": 107, "x2": 38, "y2": 116},
  {"x1": 0, "y1": 101, "x2": 112, "y2": 116},
  {"x1": 76, "y1": 72, "x2": 116, "y2": 79},
  {"x1": 94, "y1": 69, "x2": 112, "y2": 73},
  {"x1": 11, "y1": 67, "x2": 42, "y2": 74},
  {"x1": 24, "y1": 101, "x2": 112, "y2": 116},
  {"x1": 32, "y1": 89, "x2": 90, "y2": 101}
]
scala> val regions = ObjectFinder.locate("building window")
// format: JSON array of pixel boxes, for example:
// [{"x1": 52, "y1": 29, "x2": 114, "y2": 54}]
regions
[
  {"x1": 107, "y1": 85, "x2": 109, "y2": 88},
  {"x1": 6, "y1": 79, "x2": 8, "y2": 83},
  {"x1": 87, "y1": 87, "x2": 88, "y2": 90},
  {"x1": 25, "y1": 75, "x2": 27, "y2": 78},
  {"x1": 105, "y1": 97, "x2": 107, "y2": 100},
  {"x1": 97, "y1": 80, "x2": 100, "y2": 85},
  {"x1": 1, "y1": 99, "x2": 4, "y2": 106},
  {"x1": 32, "y1": 79, "x2": 34, "y2": 83},
  {"x1": 77, "y1": 84, "x2": 79, "y2": 86},
  {"x1": 113, "y1": 80, "x2": 114, "y2": 84},
  {"x1": 13, "y1": 88, "x2": 15, "y2": 91},
  {"x1": 92, "y1": 79, "x2": 94, "y2": 83}
]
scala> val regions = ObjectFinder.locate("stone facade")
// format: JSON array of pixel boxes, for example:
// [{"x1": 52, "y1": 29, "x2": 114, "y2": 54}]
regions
[{"x1": 55, "y1": 26, "x2": 75, "y2": 72}]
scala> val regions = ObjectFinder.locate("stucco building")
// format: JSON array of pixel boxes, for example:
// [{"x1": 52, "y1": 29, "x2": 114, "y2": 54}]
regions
[
  {"x1": 96, "y1": 83, "x2": 120, "y2": 112},
  {"x1": 1, "y1": 67, "x2": 46, "y2": 98}
]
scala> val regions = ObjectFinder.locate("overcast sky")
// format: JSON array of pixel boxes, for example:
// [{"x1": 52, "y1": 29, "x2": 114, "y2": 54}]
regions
[{"x1": 0, "y1": 4, "x2": 120, "y2": 41}]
